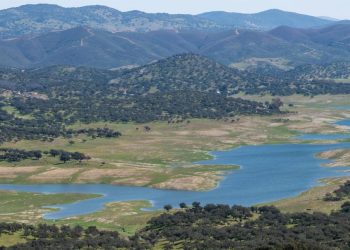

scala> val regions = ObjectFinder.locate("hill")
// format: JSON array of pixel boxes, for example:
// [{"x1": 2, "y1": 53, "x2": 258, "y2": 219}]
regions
[
  {"x1": 0, "y1": 4, "x2": 335, "y2": 39},
  {"x1": 0, "y1": 54, "x2": 286, "y2": 143},
  {"x1": 1, "y1": 24, "x2": 350, "y2": 69},
  {"x1": 1, "y1": 53, "x2": 350, "y2": 143},
  {"x1": 199, "y1": 9, "x2": 332, "y2": 30}
]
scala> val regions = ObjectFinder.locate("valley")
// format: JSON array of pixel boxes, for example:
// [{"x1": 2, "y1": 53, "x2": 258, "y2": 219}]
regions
[
  {"x1": 0, "y1": 95, "x2": 348, "y2": 190},
  {"x1": 0, "y1": 3, "x2": 350, "y2": 249}
]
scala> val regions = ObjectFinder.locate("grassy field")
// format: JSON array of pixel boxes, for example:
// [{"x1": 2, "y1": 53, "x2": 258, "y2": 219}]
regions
[
  {"x1": 0, "y1": 189, "x2": 160, "y2": 237},
  {"x1": 0, "y1": 231, "x2": 27, "y2": 248},
  {"x1": 230, "y1": 57, "x2": 293, "y2": 70},
  {"x1": 0, "y1": 190, "x2": 101, "y2": 224},
  {"x1": 56, "y1": 200, "x2": 161, "y2": 236},
  {"x1": 269, "y1": 176, "x2": 350, "y2": 214}
]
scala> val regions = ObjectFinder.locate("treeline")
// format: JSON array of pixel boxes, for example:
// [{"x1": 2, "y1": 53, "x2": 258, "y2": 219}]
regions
[
  {"x1": 0, "y1": 148, "x2": 42, "y2": 162},
  {"x1": 138, "y1": 202, "x2": 350, "y2": 249},
  {"x1": 67, "y1": 128, "x2": 122, "y2": 139},
  {"x1": 7, "y1": 90, "x2": 281, "y2": 124},
  {"x1": 2, "y1": 200, "x2": 350, "y2": 249},
  {"x1": 0, "y1": 224, "x2": 145, "y2": 250},
  {"x1": 0, "y1": 148, "x2": 89, "y2": 163},
  {"x1": 47, "y1": 149, "x2": 90, "y2": 163},
  {"x1": 0, "y1": 102, "x2": 122, "y2": 144}
]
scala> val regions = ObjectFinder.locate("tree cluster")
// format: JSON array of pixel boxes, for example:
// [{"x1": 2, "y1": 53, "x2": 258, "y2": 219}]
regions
[
  {"x1": 48, "y1": 149, "x2": 90, "y2": 163},
  {"x1": 138, "y1": 202, "x2": 350, "y2": 249},
  {"x1": 3, "y1": 201, "x2": 350, "y2": 249},
  {"x1": 0, "y1": 148, "x2": 90, "y2": 163},
  {"x1": 0, "y1": 223, "x2": 145, "y2": 250},
  {"x1": 0, "y1": 148, "x2": 42, "y2": 162},
  {"x1": 324, "y1": 181, "x2": 350, "y2": 202}
]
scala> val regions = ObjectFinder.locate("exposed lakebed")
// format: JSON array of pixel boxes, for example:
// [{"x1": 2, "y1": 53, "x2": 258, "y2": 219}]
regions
[{"x1": 0, "y1": 119, "x2": 350, "y2": 220}]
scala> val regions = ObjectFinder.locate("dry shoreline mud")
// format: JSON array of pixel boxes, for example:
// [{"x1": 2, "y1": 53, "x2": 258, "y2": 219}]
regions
[{"x1": 317, "y1": 149, "x2": 350, "y2": 167}]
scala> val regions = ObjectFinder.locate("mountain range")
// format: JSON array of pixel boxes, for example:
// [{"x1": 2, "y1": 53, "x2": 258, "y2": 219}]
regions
[
  {"x1": 0, "y1": 4, "x2": 338, "y2": 39},
  {"x1": 1, "y1": 23, "x2": 350, "y2": 69}
]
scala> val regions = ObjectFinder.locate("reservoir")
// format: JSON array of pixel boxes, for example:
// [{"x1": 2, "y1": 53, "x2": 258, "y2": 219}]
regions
[
  {"x1": 0, "y1": 115, "x2": 350, "y2": 219},
  {"x1": 0, "y1": 138, "x2": 349, "y2": 219}
]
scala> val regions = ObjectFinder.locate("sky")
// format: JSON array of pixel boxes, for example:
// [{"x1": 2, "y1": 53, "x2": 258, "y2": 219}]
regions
[{"x1": 0, "y1": 0, "x2": 349, "y2": 20}]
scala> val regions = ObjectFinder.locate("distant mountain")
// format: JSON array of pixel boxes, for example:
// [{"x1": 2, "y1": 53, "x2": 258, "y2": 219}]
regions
[
  {"x1": 1, "y1": 24, "x2": 350, "y2": 69},
  {"x1": 318, "y1": 16, "x2": 339, "y2": 21},
  {"x1": 0, "y1": 27, "x2": 202, "y2": 68},
  {"x1": 0, "y1": 4, "x2": 336, "y2": 39},
  {"x1": 198, "y1": 9, "x2": 332, "y2": 30}
]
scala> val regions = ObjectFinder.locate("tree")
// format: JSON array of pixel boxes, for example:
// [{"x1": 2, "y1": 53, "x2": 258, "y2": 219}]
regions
[
  {"x1": 49, "y1": 149, "x2": 60, "y2": 157},
  {"x1": 33, "y1": 150, "x2": 42, "y2": 160},
  {"x1": 179, "y1": 203, "x2": 187, "y2": 209},
  {"x1": 60, "y1": 152, "x2": 71, "y2": 163},
  {"x1": 71, "y1": 152, "x2": 86, "y2": 163},
  {"x1": 192, "y1": 202, "x2": 201, "y2": 209},
  {"x1": 164, "y1": 204, "x2": 173, "y2": 211}
]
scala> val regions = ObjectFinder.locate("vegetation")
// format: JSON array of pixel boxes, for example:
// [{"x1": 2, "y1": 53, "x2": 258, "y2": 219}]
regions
[
  {"x1": 3, "y1": 199, "x2": 350, "y2": 249},
  {"x1": 324, "y1": 180, "x2": 350, "y2": 202},
  {"x1": 0, "y1": 148, "x2": 89, "y2": 163},
  {"x1": 0, "y1": 55, "x2": 289, "y2": 144},
  {"x1": 0, "y1": 190, "x2": 101, "y2": 225},
  {"x1": 1, "y1": 54, "x2": 350, "y2": 146}
]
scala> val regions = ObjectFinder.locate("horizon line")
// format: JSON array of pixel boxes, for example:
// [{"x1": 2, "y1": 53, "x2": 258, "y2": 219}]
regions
[{"x1": 0, "y1": 3, "x2": 343, "y2": 21}]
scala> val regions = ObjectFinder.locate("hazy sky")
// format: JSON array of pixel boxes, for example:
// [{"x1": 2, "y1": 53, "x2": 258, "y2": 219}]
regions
[{"x1": 1, "y1": 0, "x2": 349, "y2": 20}]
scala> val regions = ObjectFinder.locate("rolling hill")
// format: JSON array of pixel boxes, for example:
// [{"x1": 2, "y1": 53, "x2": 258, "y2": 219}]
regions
[
  {"x1": 198, "y1": 9, "x2": 333, "y2": 30},
  {"x1": 0, "y1": 4, "x2": 336, "y2": 39}
]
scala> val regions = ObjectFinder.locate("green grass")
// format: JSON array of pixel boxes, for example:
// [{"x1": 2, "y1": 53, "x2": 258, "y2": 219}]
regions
[
  {"x1": 54, "y1": 200, "x2": 161, "y2": 236},
  {"x1": 0, "y1": 190, "x2": 101, "y2": 224},
  {"x1": 267, "y1": 177, "x2": 350, "y2": 214},
  {"x1": 0, "y1": 231, "x2": 27, "y2": 247},
  {"x1": 0, "y1": 190, "x2": 157, "y2": 236},
  {"x1": 1, "y1": 106, "x2": 33, "y2": 120}
]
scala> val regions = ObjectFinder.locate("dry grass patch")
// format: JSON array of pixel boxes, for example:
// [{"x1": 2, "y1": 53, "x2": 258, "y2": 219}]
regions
[
  {"x1": 30, "y1": 168, "x2": 82, "y2": 182},
  {"x1": 318, "y1": 149, "x2": 350, "y2": 167},
  {"x1": 269, "y1": 177, "x2": 350, "y2": 214},
  {"x1": 78, "y1": 168, "x2": 151, "y2": 181},
  {"x1": 0, "y1": 167, "x2": 40, "y2": 178},
  {"x1": 152, "y1": 174, "x2": 220, "y2": 191}
]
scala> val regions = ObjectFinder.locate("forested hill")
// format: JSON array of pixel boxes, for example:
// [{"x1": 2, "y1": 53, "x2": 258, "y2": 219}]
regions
[
  {"x1": 0, "y1": 4, "x2": 334, "y2": 39},
  {"x1": 106, "y1": 54, "x2": 350, "y2": 96},
  {"x1": 0, "y1": 54, "x2": 285, "y2": 144},
  {"x1": 2, "y1": 54, "x2": 350, "y2": 96},
  {"x1": 3, "y1": 54, "x2": 350, "y2": 97},
  {"x1": 1, "y1": 53, "x2": 350, "y2": 143}
]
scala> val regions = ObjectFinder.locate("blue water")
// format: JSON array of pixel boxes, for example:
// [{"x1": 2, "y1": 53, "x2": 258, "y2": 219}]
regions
[
  {"x1": 334, "y1": 106, "x2": 350, "y2": 110},
  {"x1": 0, "y1": 141, "x2": 350, "y2": 219},
  {"x1": 338, "y1": 119, "x2": 350, "y2": 127}
]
